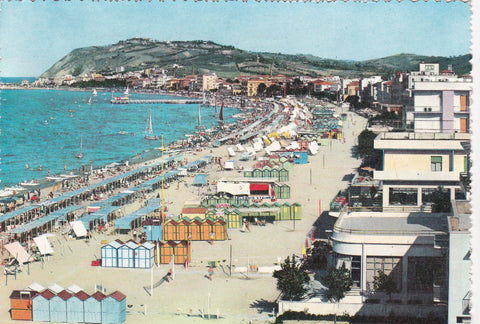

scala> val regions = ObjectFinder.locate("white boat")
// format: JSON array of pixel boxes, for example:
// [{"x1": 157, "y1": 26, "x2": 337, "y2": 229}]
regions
[
  {"x1": 92, "y1": 88, "x2": 98, "y2": 96},
  {"x1": 144, "y1": 109, "x2": 158, "y2": 140},
  {"x1": 87, "y1": 97, "x2": 92, "y2": 104},
  {"x1": 46, "y1": 176, "x2": 64, "y2": 181},
  {"x1": 76, "y1": 136, "x2": 84, "y2": 159},
  {"x1": 124, "y1": 87, "x2": 130, "y2": 96},
  {"x1": 43, "y1": 120, "x2": 48, "y2": 126},
  {"x1": 196, "y1": 105, "x2": 206, "y2": 131},
  {"x1": 20, "y1": 180, "x2": 39, "y2": 187}
]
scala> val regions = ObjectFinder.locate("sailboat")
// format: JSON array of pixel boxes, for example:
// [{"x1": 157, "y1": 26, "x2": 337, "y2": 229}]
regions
[
  {"x1": 196, "y1": 104, "x2": 206, "y2": 131},
  {"x1": 218, "y1": 102, "x2": 225, "y2": 125},
  {"x1": 76, "y1": 136, "x2": 84, "y2": 159},
  {"x1": 87, "y1": 97, "x2": 92, "y2": 104},
  {"x1": 201, "y1": 92, "x2": 209, "y2": 107},
  {"x1": 92, "y1": 88, "x2": 97, "y2": 96},
  {"x1": 144, "y1": 109, "x2": 158, "y2": 140},
  {"x1": 124, "y1": 87, "x2": 130, "y2": 96}
]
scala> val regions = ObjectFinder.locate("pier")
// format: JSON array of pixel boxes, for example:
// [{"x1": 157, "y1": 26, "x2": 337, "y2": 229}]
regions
[{"x1": 110, "y1": 98, "x2": 203, "y2": 105}]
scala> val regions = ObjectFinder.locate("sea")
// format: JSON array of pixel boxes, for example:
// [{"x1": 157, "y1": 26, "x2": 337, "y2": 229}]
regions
[{"x1": 0, "y1": 89, "x2": 237, "y2": 187}]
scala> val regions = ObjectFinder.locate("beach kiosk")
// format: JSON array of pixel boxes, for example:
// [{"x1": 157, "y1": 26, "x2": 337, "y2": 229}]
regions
[
  {"x1": 84, "y1": 291, "x2": 105, "y2": 323},
  {"x1": 101, "y1": 291, "x2": 127, "y2": 324},
  {"x1": 32, "y1": 289, "x2": 55, "y2": 322},
  {"x1": 67, "y1": 290, "x2": 89, "y2": 323},
  {"x1": 101, "y1": 240, "x2": 122, "y2": 268},
  {"x1": 10, "y1": 290, "x2": 37, "y2": 321},
  {"x1": 134, "y1": 242, "x2": 155, "y2": 269},
  {"x1": 117, "y1": 241, "x2": 137, "y2": 268},
  {"x1": 50, "y1": 290, "x2": 72, "y2": 323}
]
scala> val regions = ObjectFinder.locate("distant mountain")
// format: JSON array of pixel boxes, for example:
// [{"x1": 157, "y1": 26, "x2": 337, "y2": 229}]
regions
[{"x1": 41, "y1": 38, "x2": 472, "y2": 79}]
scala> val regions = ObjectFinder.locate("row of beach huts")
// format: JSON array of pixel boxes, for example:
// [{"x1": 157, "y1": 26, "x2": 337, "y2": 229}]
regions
[{"x1": 10, "y1": 283, "x2": 125, "y2": 323}]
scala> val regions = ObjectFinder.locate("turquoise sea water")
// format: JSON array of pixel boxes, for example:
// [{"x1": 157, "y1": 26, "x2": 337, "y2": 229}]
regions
[{"x1": 0, "y1": 89, "x2": 236, "y2": 186}]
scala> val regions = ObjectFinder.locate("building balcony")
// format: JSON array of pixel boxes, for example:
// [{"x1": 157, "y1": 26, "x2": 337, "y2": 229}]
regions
[{"x1": 374, "y1": 170, "x2": 461, "y2": 182}]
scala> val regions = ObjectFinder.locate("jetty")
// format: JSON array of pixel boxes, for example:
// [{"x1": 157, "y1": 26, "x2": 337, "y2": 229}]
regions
[{"x1": 110, "y1": 98, "x2": 202, "y2": 105}]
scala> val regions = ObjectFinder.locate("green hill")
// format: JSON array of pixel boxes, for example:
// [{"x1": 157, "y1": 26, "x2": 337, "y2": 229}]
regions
[{"x1": 41, "y1": 38, "x2": 472, "y2": 79}]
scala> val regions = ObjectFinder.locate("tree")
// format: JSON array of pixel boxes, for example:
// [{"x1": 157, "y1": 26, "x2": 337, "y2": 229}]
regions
[
  {"x1": 257, "y1": 83, "x2": 267, "y2": 97},
  {"x1": 322, "y1": 263, "x2": 352, "y2": 324},
  {"x1": 273, "y1": 255, "x2": 310, "y2": 301},
  {"x1": 357, "y1": 129, "x2": 377, "y2": 156},
  {"x1": 431, "y1": 186, "x2": 451, "y2": 213},
  {"x1": 373, "y1": 270, "x2": 398, "y2": 301}
]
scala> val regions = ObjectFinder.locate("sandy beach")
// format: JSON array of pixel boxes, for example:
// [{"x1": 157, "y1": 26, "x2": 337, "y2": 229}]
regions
[{"x1": 0, "y1": 102, "x2": 367, "y2": 323}]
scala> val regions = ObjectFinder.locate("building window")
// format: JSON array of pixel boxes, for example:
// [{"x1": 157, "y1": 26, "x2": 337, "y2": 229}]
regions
[
  {"x1": 431, "y1": 156, "x2": 442, "y2": 171},
  {"x1": 366, "y1": 256, "x2": 402, "y2": 293},
  {"x1": 407, "y1": 257, "x2": 446, "y2": 293},
  {"x1": 389, "y1": 187, "x2": 418, "y2": 206},
  {"x1": 335, "y1": 254, "x2": 361, "y2": 288}
]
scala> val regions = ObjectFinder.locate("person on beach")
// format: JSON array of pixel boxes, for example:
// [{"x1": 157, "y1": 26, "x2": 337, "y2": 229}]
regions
[
  {"x1": 166, "y1": 268, "x2": 173, "y2": 282},
  {"x1": 245, "y1": 220, "x2": 251, "y2": 232},
  {"x1": 208, "y1": 266, "x2": 214, "y2": 281}
]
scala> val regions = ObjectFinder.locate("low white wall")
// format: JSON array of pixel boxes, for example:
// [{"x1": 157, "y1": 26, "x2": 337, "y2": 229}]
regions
[{"x1": 278, "y1": 300, "x2": 445, "y2": 318}]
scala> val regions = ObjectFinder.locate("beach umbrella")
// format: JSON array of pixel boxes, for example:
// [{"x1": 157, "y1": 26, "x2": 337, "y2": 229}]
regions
[
  {"x1": 301, "y1": 243, "x2": 306, "y2": 256},
  {"x1": 311, "y1": 231, "x2": 315, "y2": 242}
]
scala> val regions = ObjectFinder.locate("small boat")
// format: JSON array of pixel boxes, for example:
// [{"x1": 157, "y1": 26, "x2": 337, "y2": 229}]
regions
[
  {"x1": 201, "y1": 92, "x2": 209, "y2": 107},
  {"x1": 20, "y1": 180, "x2": 39, "y2": 187},
  {"x1": 87, "y1": 97, "x2": 92, "y2": 104},
  {"x1": 92, "y1": 88, "x2": 98, "y2": 96},
  {"x1": 43, "y1": 120, "x2": 48, "y2": 126},
  {"x1": 118, "y1": 131, "x2": 127, "y2": 135},
  {"x1": 76, "y1": 136, "x2": 84, "y2": 159},
  {"x1": 46, "y1": 176, "x2": 64, "y2": 181},
  {"x1": 144, "y1": 109, "x2": 158, "y2": 140},
  {"x1": 124, "y1": 87, "x2": 130, "y2": 96}
]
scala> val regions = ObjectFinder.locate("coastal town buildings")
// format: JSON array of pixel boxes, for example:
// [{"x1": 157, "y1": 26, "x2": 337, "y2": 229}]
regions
[{"x1": 202, "y1": 73, "x2": 218, "y2": 91}]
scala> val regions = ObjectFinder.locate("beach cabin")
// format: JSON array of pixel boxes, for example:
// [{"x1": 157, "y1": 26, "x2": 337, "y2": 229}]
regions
[
  {"x1": 117, "y1": 241, "x2": 137, "y2": 268},
  {"x1": 101, "y1": 291, "x2": 127, "y2": 324},
  {"x1": 67, "y1": 290, "x2": 89, "y2": 323},
  {"x1": 101, "y1": 241, "x2": 122, "y2": 268},
  {"x1": 134, "y1": 242, "x2": 155, "y2": 269},
  {"x1": 32, "y1": 289, "x2": 55, "y2": 322},
  {"x1": 157, "y1": 241, "x2": 174, "y2": 264},
  {"x1": 213, "y1": 219, "x2": 227, "y2": 240},
  {"x1": 189, "y1": 219, "x2": 202, "y2": 240},
  {"x1": 143, "y1": 218, "x2": 163, "y2": 241},
  {"x1": 10, "y1": 290, "x2": 36, "y2": 321},
  {"x1": 177, "y1": 219, "x2": 190, "y2": 241},
  {"x1": 163, "y1": 220, "x2": 179, "y2": 241},
  {"x1": 173, "y1": 240, "x2": 191, "y2": 264},
  {"x1": 84, "y1": 291, "x2": 105, "y2": 324},
  {"x1": 50, "y1": 290, "x2": 72, "y2": 323},
  {"x1": 200, "y1": 219, "x2": 213, "y2": 241},
  {"x1": 224, "y1": 209, "x2": 241, "y2": 228}
]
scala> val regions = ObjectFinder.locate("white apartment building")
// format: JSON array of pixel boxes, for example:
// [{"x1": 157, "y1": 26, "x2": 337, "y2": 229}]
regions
[{"x1": 202, "y1": 73, "x2": 218, "y2": 91}]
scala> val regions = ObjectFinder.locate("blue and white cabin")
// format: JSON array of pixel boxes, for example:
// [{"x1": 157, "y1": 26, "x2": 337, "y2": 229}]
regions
[
  {"x1": 84, "y1": 291, "x2": 105, "y2": 323},
  {"x1": 50, "y1": 290, "x2": 72, "y2": 323},
  {"x1": 101, "y1": 291, "x2": 127, "y2": 324},
  {"x1": 67, "y1": 290, "x2": 89, "y2": 323},
  {"x1": 117, "y1": 241, "x2": 137, "y2": 268},
  {"x1": 143, "y1": 219, "x2": 163, "y2": 241},
  {"x1": 101, "y1": 240, "x2": 122, "y2": 267},
  {"x1": 134, "y1": 242, "x2": 155, "y2": 268},
  {"x1": 32, "y1": 289, "x2": 55, "y2": 322}
]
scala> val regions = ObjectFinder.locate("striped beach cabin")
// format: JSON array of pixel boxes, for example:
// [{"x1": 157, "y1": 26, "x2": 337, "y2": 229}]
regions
[
  {"x1": 32, "y1": 289, "x2": 55, "y2": 322},
  {"x1": 84, "y1": 291, "x2": 105, "y2": 323},
  {"x1": 134, "y1": 242, "x2": 155, "y2": 269},
  {"x1": 50, "y1": 290, "x2": 72, "y2": 323},
  {"x1": 67, "y1": 290, "x2": 89, "y2": 323},
  {"x1": 101, "y1": 240, "x2": 122, "y2": 267},
  {"x1": 101, "y1": 291, "x2": 127, "y2": 324},
  {"x1": 117, "y1": 241, "x2": 137, "y2": 268}
]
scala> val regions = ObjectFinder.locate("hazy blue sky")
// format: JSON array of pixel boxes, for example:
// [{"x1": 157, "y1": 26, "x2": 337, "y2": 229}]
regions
[{"x1": 0, "y1": 1, "x2": 471, "y2": 77}]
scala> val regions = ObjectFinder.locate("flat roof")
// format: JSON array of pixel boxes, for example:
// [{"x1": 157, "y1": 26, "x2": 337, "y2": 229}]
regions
[
  {"x1": 334, "y1": 212, "x2": 448, "y2": 235},
  {"x1": 374, "y1": 132, "x2": 470, "y2": 150}
]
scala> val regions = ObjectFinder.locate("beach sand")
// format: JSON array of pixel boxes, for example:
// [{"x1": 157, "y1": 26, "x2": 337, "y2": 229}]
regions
[{"x1": 0, "y1": 106, "x2": 367, "y2": 323}]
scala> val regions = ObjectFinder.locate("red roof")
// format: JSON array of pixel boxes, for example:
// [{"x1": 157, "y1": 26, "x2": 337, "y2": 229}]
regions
[
  {"x1": 182, "y1": 207, "x2": 206, "y2": 214},
  {"x1": 39, "y1": 289, "x2": 56, "y2": 300},
  {"x1": 312, "y1": 80, "x2": 334, "y2": 85},
  {"x1": 109, "y1": 291, "x2": 126, "y2": 302},
  {"x1": 384, "y1": 81, "x2": 393, "y2": 85},
  {"x1": 347, "y1": 81, "x2": 359, "y2": 86},
  {"x1": 74, "y1": 291, "x2": 90, "y2": 301},
  {"x1": 56, "y1": 290, "x2": 72, "y2": 301},
  {"x1": 90, "y1": 291, "x2": 106, "y2": 302}
]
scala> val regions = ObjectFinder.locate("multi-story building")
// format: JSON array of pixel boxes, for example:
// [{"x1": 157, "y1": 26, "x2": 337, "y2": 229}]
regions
[
  {"x1": 247, "y1": 79, "x2": 272, "y2": 97},
  {"x1": 374, "y1": 132, "x2": 470, "y2": 211},
  {"x1": 202, "y1": 73, "x2": 218, "y2": 91}
]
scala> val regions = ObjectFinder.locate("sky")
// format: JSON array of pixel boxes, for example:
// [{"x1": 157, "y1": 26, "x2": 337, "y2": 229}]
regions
[{"x1": 0, "y1": 1, "x2": 471, "y2": 77}]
